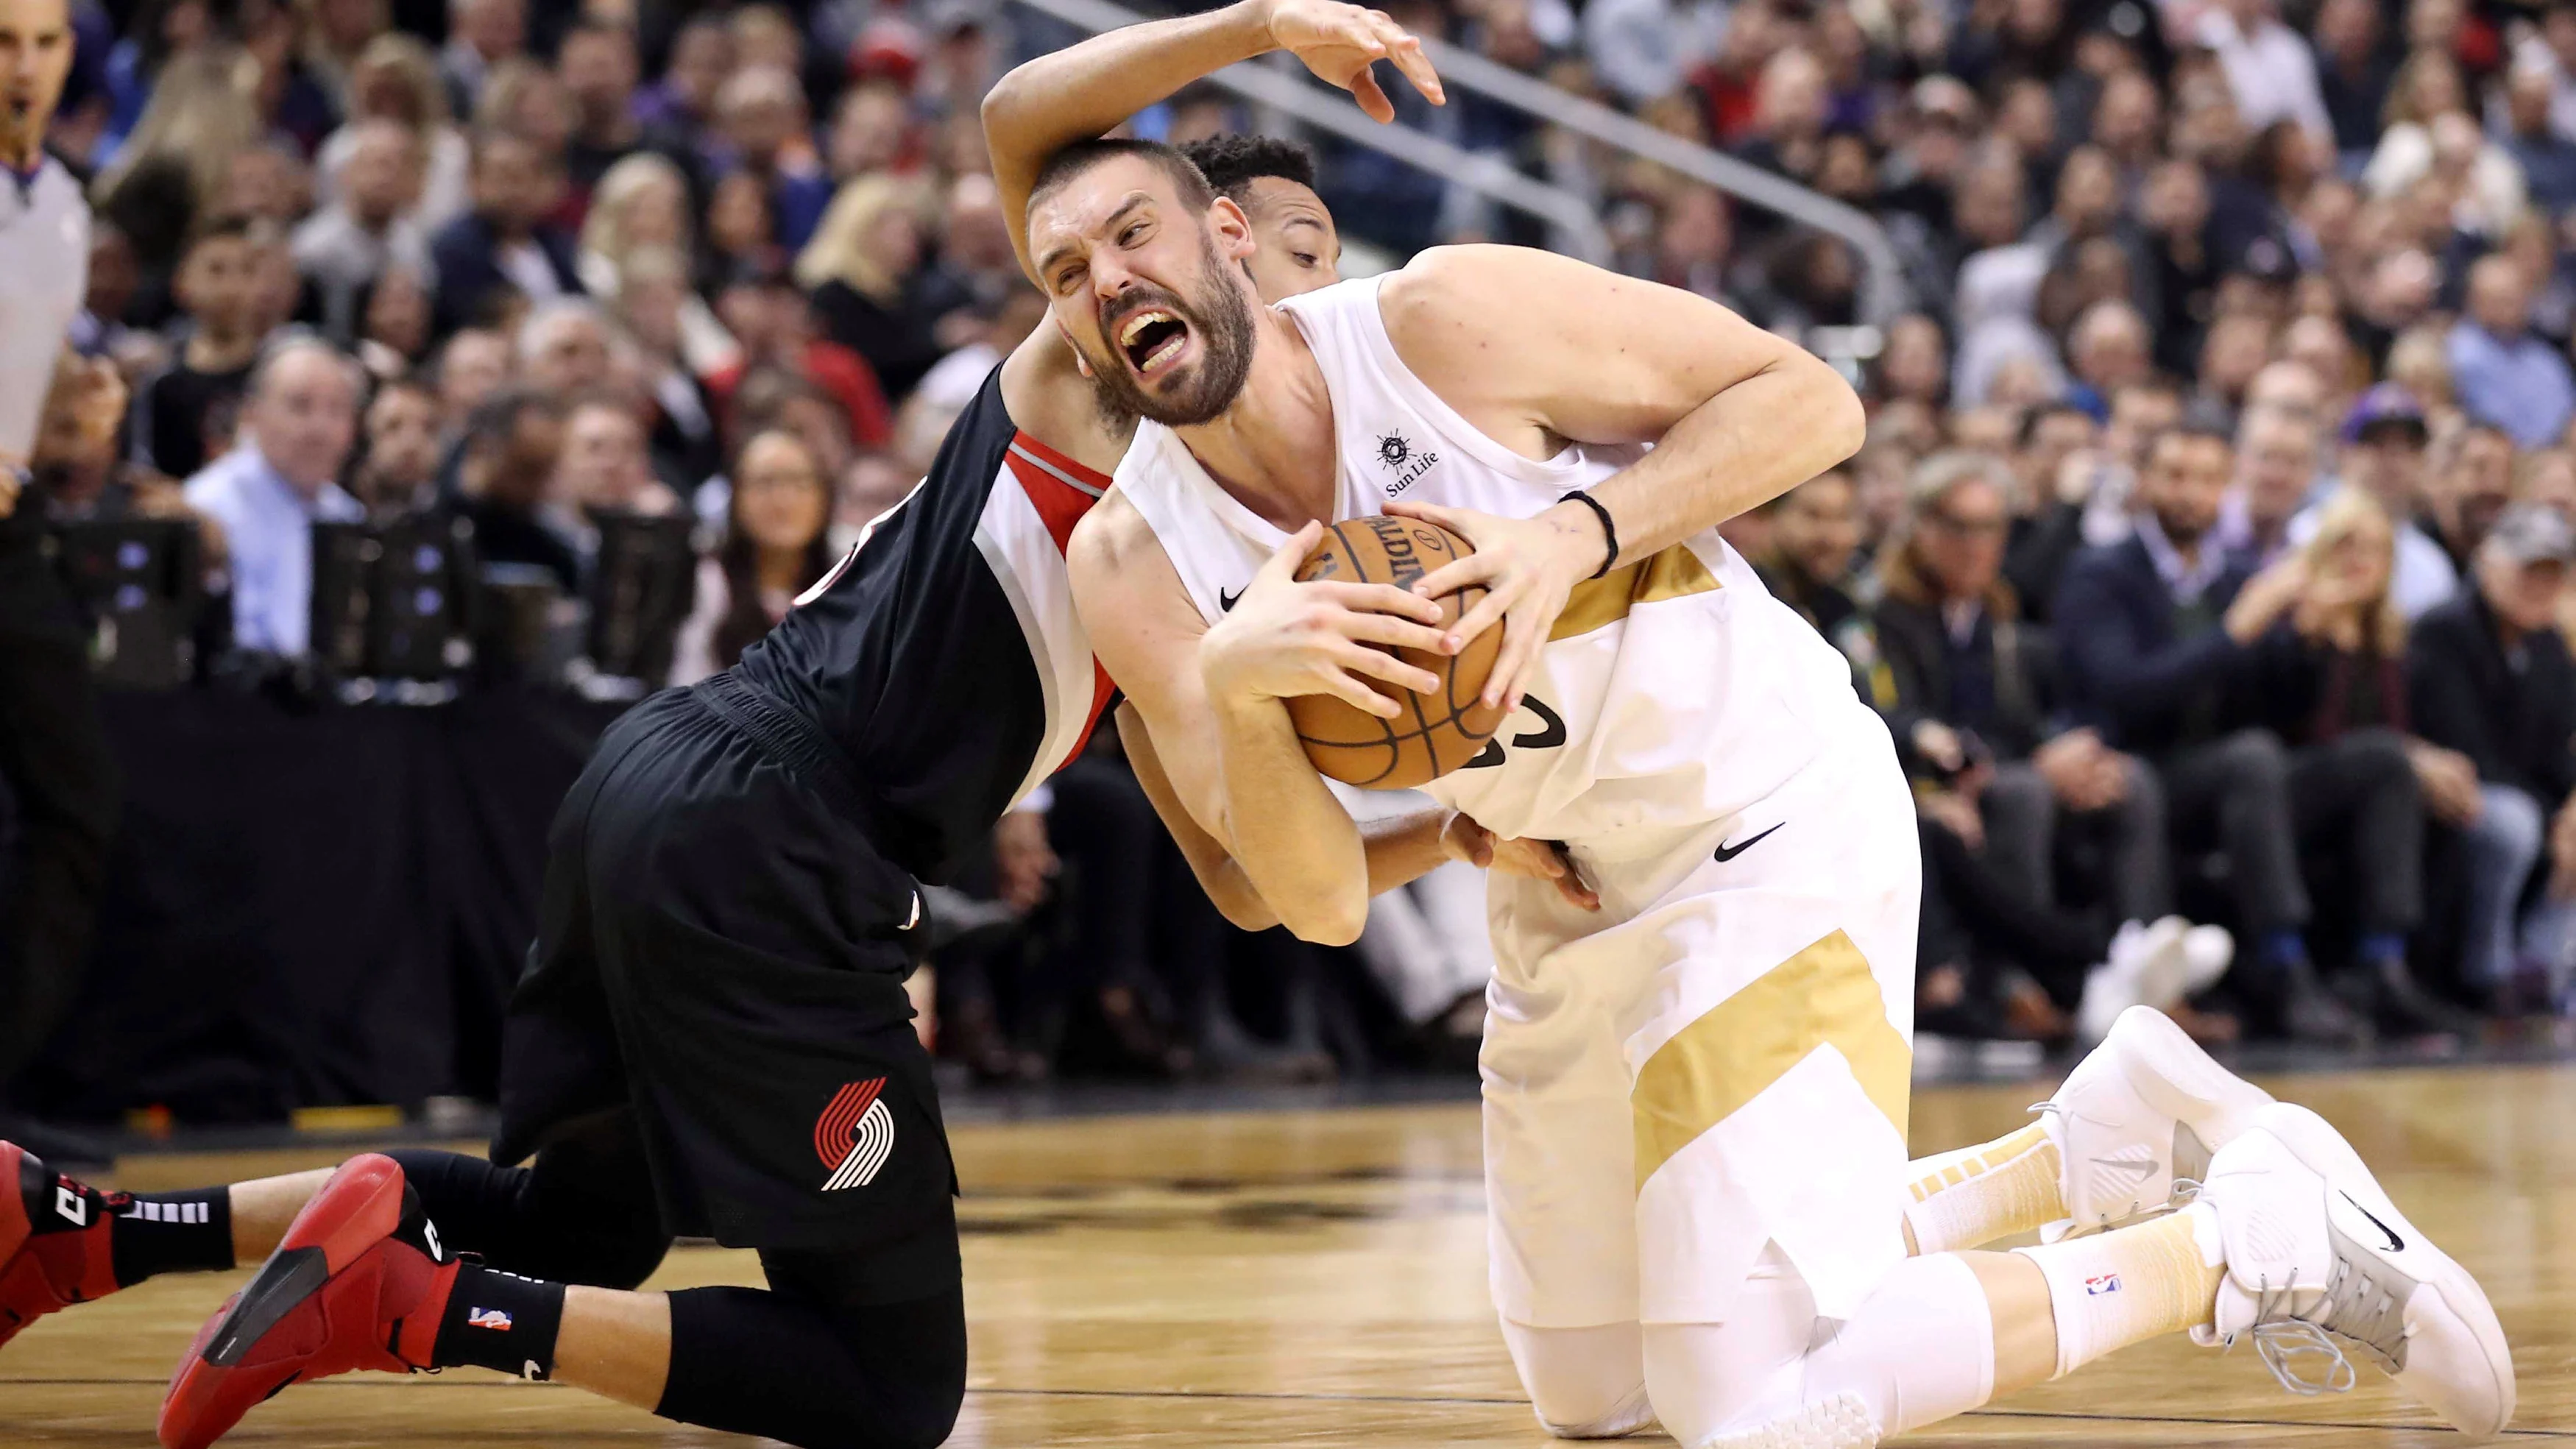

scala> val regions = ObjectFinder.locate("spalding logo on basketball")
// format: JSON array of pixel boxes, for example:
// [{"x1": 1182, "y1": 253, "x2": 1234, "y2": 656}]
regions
[{"x1": 1283, "y1": 517, "x2": 1505, "y2": 790}]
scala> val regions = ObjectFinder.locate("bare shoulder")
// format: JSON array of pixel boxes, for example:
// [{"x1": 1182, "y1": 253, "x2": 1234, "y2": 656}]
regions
[
  {"x1": 1377, "y1": 244, "x2": 1613, "y2": 347},
  {"x1": 998, "y1": 326, "x2": 1135, "y2": 479}
]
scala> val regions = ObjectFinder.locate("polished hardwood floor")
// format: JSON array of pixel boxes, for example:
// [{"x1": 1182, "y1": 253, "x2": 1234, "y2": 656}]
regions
[{"x1": 4, "y1": 1063, "x2": 2572, "y2": 1445}]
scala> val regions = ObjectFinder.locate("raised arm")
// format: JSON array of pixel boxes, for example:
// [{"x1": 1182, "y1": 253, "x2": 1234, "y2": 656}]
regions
[
  {"x1": 983, "y1": 0, "x2": 1442, "y2": 281},
  {"x1": 1384, "y1": 245, "x2": 1867, "y2": 709},
  {"x1": 1069, "y1": 496, "x2": 1451, "y2": 944}
]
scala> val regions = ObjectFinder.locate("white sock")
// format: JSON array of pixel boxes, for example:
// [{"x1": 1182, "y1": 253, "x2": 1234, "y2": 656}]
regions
[
  {"x1": 2014, "y1": 1203, "x2": 2224, "y2": 1378},
  {"x1": 1903, "y1": 1122, "x2": 2064, "y2": 1255}
]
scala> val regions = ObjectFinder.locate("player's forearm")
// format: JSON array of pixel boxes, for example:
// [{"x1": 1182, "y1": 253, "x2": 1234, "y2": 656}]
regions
[
  {"x1": 1209, "y1": 694, "x2": 1372, "y2": 944},
  {"x1": 986, "y1": 0, "x2": 1277, "y2": 273},
  {"x1": 1574, "y1": 352, "x2": 1865, "y2": 568}
]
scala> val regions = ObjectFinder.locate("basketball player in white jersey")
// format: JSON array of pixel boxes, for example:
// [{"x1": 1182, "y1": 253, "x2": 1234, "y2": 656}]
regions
[{"x1": 1032, "y1": 141, "x2": 2513, "y2": 1448}]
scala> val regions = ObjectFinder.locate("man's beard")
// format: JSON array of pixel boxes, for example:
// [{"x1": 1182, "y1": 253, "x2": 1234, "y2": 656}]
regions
[
  {"x1": 2153, "y1": 506, "x2": 2208, "y2": 548},
  {"x1": 1082, "y1": 233, "x2": 1256, "y2": 428}
]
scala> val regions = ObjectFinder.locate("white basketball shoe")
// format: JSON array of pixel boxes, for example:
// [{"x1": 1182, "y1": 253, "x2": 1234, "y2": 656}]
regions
[
  {"x1": 2198, "y1": 1103, "x2": 2514, "y2": 1436},
  {"x1": 2038, "y1": 1005, "x2": 2274, "y2": 1238}
]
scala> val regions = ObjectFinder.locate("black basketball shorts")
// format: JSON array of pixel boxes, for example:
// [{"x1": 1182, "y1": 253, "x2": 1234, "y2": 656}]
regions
[{"x1": 494, "y1": 679, "x2": 958, "y2": 1303}]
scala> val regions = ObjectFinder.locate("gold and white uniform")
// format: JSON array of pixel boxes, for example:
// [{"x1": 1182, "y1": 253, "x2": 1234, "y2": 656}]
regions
[{"x1": 1114, "y1": 274, "x2": 1919, "y2": 1330}]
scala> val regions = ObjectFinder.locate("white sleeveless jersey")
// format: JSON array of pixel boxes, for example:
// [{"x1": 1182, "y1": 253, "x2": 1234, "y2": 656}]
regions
[{"x1": 1113, "y1": 274, "x2": 1879, "y2": 846}]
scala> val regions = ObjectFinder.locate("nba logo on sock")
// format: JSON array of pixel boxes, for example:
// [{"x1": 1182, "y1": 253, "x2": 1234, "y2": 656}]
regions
[
  {"x1": 2084, "y1": 1273, "x2": 2123, "y2": 1297},
  {"x1": 467, "y1": 1308, "x2": 513, "y2": 1331},
  {"x1": 815, "y1": 1079, "x2": 896, "y2": 1191}
]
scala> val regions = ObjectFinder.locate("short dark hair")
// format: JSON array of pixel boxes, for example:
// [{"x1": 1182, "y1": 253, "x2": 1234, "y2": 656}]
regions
[
  {"x1": 183, "y1": 212, "x2": 258, "y2": 252},
  {"x1": 2017, "y1": 400, "x2": 2092, "y2": 448},
  {"x1": 1178, "y1": 134, "x2": 1317, "y2": 202},
  {"x1": 1031, "y1": 138, "x2": 1213, "y2": 215},
  {"x1": 466, "y1": 386, "x2": 568, "y2": 453},
  {"x1": 2143, "y1": 421, "x2": 2232, "y2": 467}
]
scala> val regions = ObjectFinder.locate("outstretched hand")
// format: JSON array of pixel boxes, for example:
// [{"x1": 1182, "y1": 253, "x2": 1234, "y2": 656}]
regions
[{"x1": 1263, "y1": 0, "x2": 1446, "y2": 122}]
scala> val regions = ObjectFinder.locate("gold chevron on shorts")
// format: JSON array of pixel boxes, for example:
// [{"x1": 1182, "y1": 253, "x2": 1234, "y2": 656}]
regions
[
  {"x1": 1551, "y1": 544, "x2": 1719, "y2": 641},
  {"x1": 1630, "y1": 928, "x2": 1911, "y2": 1189}
]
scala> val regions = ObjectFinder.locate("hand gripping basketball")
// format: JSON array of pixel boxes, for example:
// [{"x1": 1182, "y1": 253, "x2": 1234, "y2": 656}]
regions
[{"x1": 1279, "y1": 517, "x2": 1508, "y2": 788}]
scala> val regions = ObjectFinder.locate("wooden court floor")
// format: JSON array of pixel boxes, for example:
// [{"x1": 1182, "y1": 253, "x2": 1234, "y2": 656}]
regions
[{"x1": 5, "y1": 1063, "x2": 2575, "y2": 1446}]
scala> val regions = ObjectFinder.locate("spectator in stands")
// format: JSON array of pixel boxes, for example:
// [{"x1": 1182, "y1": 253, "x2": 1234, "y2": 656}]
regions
[
  {"x1": 578, "y1": 154, "x2": 736, "y2": 375},
  {"x1": 2449, "y1": 255, "x2": 2576, "y2": 448},
  {"x1": 132, "y1": 215, "x2": 267, "y2": 482},
  {"x1": 517, "y1": 298, "x2": 613, "y2": 399},
  {"x1": 356, "y1": 266, "x2": 433, "y2": 382},
  {"x1": 2313, "y1": 0, "x2": 2396, "y2": 160},
  {"x1": 180, "y1": 338, "x2": 365, "y2": 656},
  {"x1": 2503, "y1": 66, "x2": 2576, "y2": 216},
  {"x1": 2056, "y1": 424, "x2": 2383, "y2": 1042},
  {"x1": 800, "y1": 174, "x2": 947, "y2": 401},
  {"x1": 1999, "y1": 402, "x2": 2094, "y2": 621},
  {"x1": 557, "y1": 397, "x2": 680, "y2": 524},
  {"x1": 1750, "y1": 469, "x2": 1864, "y2": 644},
  {"x1": 670, "y1": 428, "x2": 833, "y2": 686},
  {"x1": 429, "y1": 130, "x2": 581, "y2": 339},
  {"x1": 352, "y1": 375, "x2": 441, "y2": 517},
  {"x1": 604, "y1": 245, "x2": 723, "y2": 486},
  {"x1": 2411, "y1": 505, "x2": 2576, "y2": 1005},
  {"x1": 2195, "y1": 0, "x2": 2332, "y2": 146},
  {"x1": 2428, "y1": 423, "x2": 2518, "y2": 576},
  {"x1": 2252, "y1": 489, "x2": 2463, "y2": 1034},
  {"x1": 317, "y1": 35, "x2": 470, "y2": 235},
  {"x1": 2307, "y1": 384, "x2": 2460, "y2": 617},
  {"x1": 710, "y1": 268, "x2": 891, "y2": 449},
  {"x1": 441, "y1": 0, "x2": 525, "y2": 119},
  {"x1": 89, "y1": 49, "x2": 263, "y2": 267},
  {"x1": 432, "y1": 325, "x2": 512, "y2": 436},
  {"x1": 555, "y1": 18, "x2": 643, "y2": 199},
  {"x1": 453, "y1": 386, "x2": 575, "y2": 593},
  {"x1": 1879, "y1": 450, "x2": 2177, "y2": 944},
  {"x1": 293, "y1": 119, "x2": 428, "y2": 347},
  {"x1": 2218, "y1": 404, "x2": 2324, "y2": 568},
  {"x1": 711, "y1": 64, "x2": 832, "y2": 252}
]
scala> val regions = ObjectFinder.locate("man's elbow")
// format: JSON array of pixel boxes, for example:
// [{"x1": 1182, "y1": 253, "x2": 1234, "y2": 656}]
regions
[
  {"x1": 1804, "y1": 357, "x2": 1867, "y2": 465},
  {"x1": 1280, "y1": 889, "x2": 1369, "y2": 948}
]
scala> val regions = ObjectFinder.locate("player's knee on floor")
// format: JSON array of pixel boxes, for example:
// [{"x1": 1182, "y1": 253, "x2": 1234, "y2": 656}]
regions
[
  {"x1": 659, "y1": 1253, "x2": 966, "y2": 1449},
  {"x1": 1641, "y1": 1256, "x2": 1994, "y2": 1449},
  {"x1": 1501, "y1": 1319, "x2": 1656, "y2": 1438}
]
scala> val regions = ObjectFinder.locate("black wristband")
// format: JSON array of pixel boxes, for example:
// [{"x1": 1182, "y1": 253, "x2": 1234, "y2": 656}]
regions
[{"x1": 1563, "y1": 490, "x2": 1618, "y2": 580}]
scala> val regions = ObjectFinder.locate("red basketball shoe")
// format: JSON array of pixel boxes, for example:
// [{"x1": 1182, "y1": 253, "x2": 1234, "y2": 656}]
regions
[
  {"x1": 158, "y1": 1154, "x2": 458, "y2": 1449},
  {"x1": 0, "y1": 1141, "x2": 123, "y2": 1348}
]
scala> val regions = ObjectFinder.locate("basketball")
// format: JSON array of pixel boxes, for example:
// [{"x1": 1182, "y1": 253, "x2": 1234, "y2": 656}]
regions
[{"x1": 1283, "y1": 516, "x2": 1507, "y2": 790}]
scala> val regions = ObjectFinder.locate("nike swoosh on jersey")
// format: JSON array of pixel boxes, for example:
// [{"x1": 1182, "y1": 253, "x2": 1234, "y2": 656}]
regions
[
  {"x1": 1713, "y1": 822, "x2": 1783, "y2": 862},
  {"x1": 1219, "y1": 587, "x2": 1242, "y2": 612}
]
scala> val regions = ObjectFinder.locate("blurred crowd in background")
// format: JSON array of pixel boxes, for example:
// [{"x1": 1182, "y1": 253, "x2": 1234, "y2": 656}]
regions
[{"x1": 28, "y1": 0, "x2": 2576, "y2": 1085}]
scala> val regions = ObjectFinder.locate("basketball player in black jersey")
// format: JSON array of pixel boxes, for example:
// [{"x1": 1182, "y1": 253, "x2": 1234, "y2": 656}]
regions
[{"x1": 0, "y1": 5, "x2": 1453, "y2": 1448}]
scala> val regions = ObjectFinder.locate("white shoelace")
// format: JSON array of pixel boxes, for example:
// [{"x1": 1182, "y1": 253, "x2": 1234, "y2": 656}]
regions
[{"x1": 2226, "y1": 1245, "x2": 2407, "y2": 1397}]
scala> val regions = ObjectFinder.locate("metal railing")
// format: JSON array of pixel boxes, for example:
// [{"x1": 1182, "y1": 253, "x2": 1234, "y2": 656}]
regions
[{"x1": 999, "y1": 0, "x2": 1614, "y2": 266}]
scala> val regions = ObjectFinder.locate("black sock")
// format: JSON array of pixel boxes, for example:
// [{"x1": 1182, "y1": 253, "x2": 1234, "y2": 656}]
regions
[
  {"x1": 108, "y1": 1191, "x2": 234, "y2": 1286},
  {"x1": 432, "y1": 1263, "x2": 565, "y2": 1381}
]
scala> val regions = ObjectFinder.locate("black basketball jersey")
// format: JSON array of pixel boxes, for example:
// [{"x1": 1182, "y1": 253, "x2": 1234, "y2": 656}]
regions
[{"x1": 733, "y1": 367, "x2": 1111, "y2": 882}]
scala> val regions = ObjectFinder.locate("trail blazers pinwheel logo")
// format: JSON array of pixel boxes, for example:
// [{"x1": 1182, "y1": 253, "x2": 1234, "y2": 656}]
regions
[{"x1": 815, "y1": 1078, "x2": 896, "y2": 1191}]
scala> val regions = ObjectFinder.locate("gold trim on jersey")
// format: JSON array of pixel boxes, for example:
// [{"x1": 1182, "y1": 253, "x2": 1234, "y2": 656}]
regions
[
  {"x1": 1629, "y1": 929, "x2": 1911, "y2": 1189},
  {"x1": 1550, "y1": 545, "x2": 1721, "y2": 642}
]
